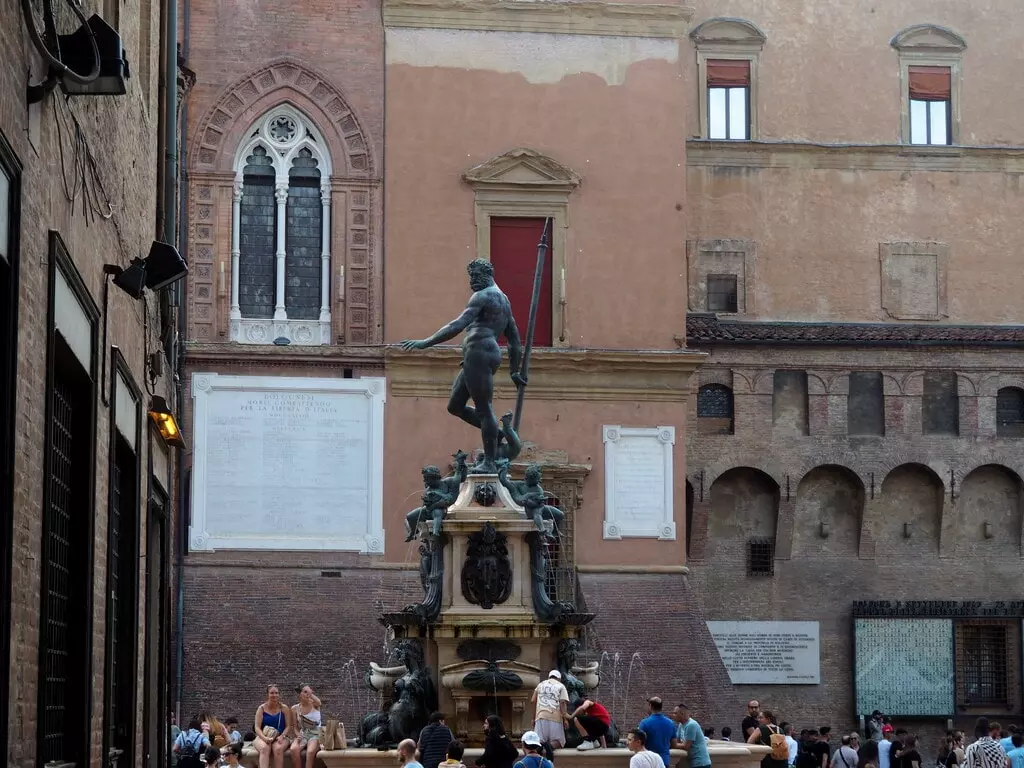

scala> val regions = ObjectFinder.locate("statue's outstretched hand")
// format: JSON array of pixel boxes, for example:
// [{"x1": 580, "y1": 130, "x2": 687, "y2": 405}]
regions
[
  {"x1": 511, "y1": 372, "x2": 527, "y2": 387},
  {"x1": 401, "y1": 339, "x2": 427, "y2": 350}
]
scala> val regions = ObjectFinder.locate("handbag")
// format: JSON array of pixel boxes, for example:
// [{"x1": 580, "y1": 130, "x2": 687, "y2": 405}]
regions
[{"x1": 319, "y1": 720, "x2": 346, "y2": 750}]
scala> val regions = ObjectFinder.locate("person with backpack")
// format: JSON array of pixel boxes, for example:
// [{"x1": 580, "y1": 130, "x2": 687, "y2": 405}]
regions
[
  {"x1": 174, "y1": 717, "x2": 211, "y2": 768},
  {"x1": 747, "y1": 710, "x2": 789, "y2": 768},
  {"x1": 516, "y1": 732, "x2": 555, "y2": 768}
]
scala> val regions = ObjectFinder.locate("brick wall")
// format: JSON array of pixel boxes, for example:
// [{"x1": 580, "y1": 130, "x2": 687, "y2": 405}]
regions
[
  {"x1": 685, "y1": 345, "x2": 1024, "y2": 747},
  {"x1": 182, "y1": 0, "x2": 384, "y2": 345},
  {"x1": 180, "y1": 556, "x2": 418, "y2": 729},
  {"x1": 3, "y1": 0, "x2": 179, "y2": 766}
]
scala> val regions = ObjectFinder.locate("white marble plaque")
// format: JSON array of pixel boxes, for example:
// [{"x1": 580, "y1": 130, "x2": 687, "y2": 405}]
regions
[
  {"x1": 190, "y1": 374, "x2": 386, "y2": 553},
  {"x1": 602, "y1": 425, "x2": 675, "y2": 540},
  {"x1": 707, "y1": 621, "x2": 820, "y2": 685}
]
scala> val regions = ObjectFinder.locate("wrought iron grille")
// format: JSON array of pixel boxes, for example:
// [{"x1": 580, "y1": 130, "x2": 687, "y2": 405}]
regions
[
  {"x1": 41, "y1": 371, "x2": 76, "y2": 763},
  {"x1": 544, "y1": 480, "x2": 578, "y2": 603},
  {"x1": 747, "y1": 537, "x2": 775, "y2": 577},
  {"x1": 697, "y1": 384, "x2": 733, "y2": 419},
  {"x1": 706, "y1": 274, "x2": 738, "y2": 313},
  {"x1": 108, "y1": 456, "x2": 123, "y2": 753},
  {"x1": 960, "y1": 624, "x2": 1009, "y2": 706},
  {"x1": 997, "y1": 387, "x2": 1024, "y2": 437}
]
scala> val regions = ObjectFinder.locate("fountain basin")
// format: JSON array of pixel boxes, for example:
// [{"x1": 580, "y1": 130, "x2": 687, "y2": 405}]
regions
[{"x1": 307, "y1": 742, "x2": 771, "y2": 768}]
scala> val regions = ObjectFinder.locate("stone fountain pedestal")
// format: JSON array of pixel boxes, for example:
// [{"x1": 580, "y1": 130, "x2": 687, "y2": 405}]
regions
[{"x1": 419, "y1": 474, "x2": 577, "y2": 742}]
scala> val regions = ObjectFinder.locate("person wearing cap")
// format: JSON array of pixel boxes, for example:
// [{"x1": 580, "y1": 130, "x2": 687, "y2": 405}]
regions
[
  {"x1": 515, "y1": 732, "x2": 555, "y2": 768},
  {"x1": 866, "y1": 713, "x2": 884, "y2": 744},
  {"x1": 531, "y1": 670, "x2": 569, "y2": 749}
]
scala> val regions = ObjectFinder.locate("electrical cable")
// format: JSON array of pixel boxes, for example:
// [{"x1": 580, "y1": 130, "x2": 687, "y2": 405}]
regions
[{"x1": 20, "y1": 0, "x2": 100, "y2": 84}]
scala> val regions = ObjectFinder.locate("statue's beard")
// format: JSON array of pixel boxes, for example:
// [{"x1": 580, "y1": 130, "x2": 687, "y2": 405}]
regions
[{"x1": 469, "y1": 277, "x2": 489, "y2": 291}]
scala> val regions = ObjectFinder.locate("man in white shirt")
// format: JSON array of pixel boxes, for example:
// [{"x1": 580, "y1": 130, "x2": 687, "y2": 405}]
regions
[
  {"x1": 878, "y1": 725, "x2": 894, "y2": 768},
  {"x1": 627, "y1": 728, "x2": 665, "y2": 768},
  {"x1": 782, "y1": 723, "x2": 798, "y2": 766},
  {"x1": 531, "y1": 670, "x2": 569, "y2": 749}
]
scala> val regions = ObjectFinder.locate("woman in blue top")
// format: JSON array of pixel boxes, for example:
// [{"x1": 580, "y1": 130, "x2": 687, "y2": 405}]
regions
[{"x1": 254, "y1": 685, "x2": 291, "y2": 768}]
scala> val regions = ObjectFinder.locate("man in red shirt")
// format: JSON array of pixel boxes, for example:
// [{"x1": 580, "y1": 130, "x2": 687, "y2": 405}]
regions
[{"x1": 569, "y1": 697, "x2": 612, "y2": 751}]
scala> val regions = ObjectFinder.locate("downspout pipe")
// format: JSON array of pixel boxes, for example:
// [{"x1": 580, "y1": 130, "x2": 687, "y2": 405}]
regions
[{"x1": 159, "y1": 0, "x2": 185, "y2": 727}]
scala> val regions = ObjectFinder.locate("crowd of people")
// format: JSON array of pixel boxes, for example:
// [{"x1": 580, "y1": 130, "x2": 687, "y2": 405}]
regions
[
  {"x1": 169, "y1": 677, "x2": 1024, "y2": 768},
  {"x1": 171, "y1": 685, "x2": 324, "y2": 768}
]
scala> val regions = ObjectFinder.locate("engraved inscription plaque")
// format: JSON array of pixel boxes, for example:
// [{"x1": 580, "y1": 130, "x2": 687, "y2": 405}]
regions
[
  {"x1": 707, "y1": 621, "x2": 820, "y2": 685},
  {"x1": 855, "y1": 618, "x2": 954, "y2": 716},
  {"x1": 602, "y1": 425, "x2": 675, "y2": 540},
  {"x1": 190, "y1": 374, "x2": 386, "y2": 552}
]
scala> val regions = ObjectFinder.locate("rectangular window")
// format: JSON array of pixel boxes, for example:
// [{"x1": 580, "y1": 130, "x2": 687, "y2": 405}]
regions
[
  {"x1": 954, "y1": 620, "x2": 1021, "y2": 713},
  {"x1": 747, "y1": 537, "x2": 775, "y2": 576},
  {"x1": 707, "y1": 59, "x2": 750, "y2": 140},
  {"x1": 848, "y1": 371, "x2": 885, "y2": 436},
  {"x1": 772, "y1": 370, "x2": 809, "y2": 436},
  {"x1": 239, "y1": 152, "x2": 277, "y2": 319},
  {"x1": 706, "y1": 274, "x2": 738, "y2": 313},
  {"x1": 489, "y1": 217, "x2": 552, "y2": 346},
  {"x1": 284, "y1": 161, "x2": 323, "y2": 321},
  {"x1": 143, "y1": 490, "x2": 169, "y2": 768},
  {"x1": 0, "y1": 131, "x2": 20, "y2": 759},
  {"x1": 40, "y1": 237, "x2": 98, "y2": 768},
  {"x1": 41, "y1": 342, "x2": 95, "y2": 766},
  {"x1": 909, "y1": 66, "x2": 951, "y2": 146},
  {"x1": 105, "y1": 434, "x2": 139, "y2": 768},
  {"x1": 922, "y1": 371, "x2": 959, "y2": 435}
]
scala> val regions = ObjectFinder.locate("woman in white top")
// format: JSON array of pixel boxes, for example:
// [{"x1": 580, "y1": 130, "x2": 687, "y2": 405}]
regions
[{"x1": 289, "y1": 684, "x2": 323, "y2": 768}]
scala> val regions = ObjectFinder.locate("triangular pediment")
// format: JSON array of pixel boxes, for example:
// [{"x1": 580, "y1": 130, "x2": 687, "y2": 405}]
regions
[
  {"x1": 463, "y1": 148, "x2": 581, "y2": 191},
  {"x1": 890, "y1": 24, "x2": 966, "y2": 53},
  {"x1": 690, "y1": 17, "x2": 766, "y2": 48}
]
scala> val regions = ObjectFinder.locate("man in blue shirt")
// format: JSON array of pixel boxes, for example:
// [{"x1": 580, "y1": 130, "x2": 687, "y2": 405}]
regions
[
  {"x1": 672, "y1": 704, "x2": 711, "y2": 768},
  {"x1": 1007, "y1": 734, "x2": 1024, "y2": 768},
  {"x1": 639, "y1": 697, "x2": 676, "y2": 768}
]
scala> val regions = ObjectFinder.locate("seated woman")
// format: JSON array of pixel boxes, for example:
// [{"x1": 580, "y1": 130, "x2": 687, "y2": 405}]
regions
[
  {"x1": 289, "y1": 685, "x2": 323, "y2": 768},
  {"x1": 254, "y1": 685, "x2": 290, "y2": 768}
]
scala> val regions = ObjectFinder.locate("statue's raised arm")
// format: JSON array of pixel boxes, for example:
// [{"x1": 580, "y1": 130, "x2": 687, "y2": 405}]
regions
[{"x1": 399, "y1": 259, "x2": 518, "y2": 474}]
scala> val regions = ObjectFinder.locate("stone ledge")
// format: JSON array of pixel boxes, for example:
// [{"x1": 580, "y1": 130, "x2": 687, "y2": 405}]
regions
[
  {"x1": 185, "y1": 342, "x2": 386, "y2": 367},
  {"x1": 316, "y1": 743, "x2": 770, "y2": 768},
  {"x1": 383, "y1": 0, "x2": 695, "y2": 38},
  {"x1": 385, "y1": 346, "x2": 706, "y2": 402},
  {"x1": 577, "y1": 564, "x2": 689, "y2": 574},
  {"x1": 687, "y1": 139, "x2": 1024, "y2": 173}
]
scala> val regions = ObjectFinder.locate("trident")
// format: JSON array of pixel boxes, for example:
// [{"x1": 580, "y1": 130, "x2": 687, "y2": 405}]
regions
[{"x1": 512, "y1": 217, "x2": 552, "y2": 433}]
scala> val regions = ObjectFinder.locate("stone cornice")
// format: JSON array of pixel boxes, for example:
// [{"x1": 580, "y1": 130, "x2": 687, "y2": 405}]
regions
[
  {"x1": 187, "y1": 171, "x2": 382, "y2": 188},
  {"x1": 185, "y1": 342, "x2": 386, "y2": 367},
  {"x1": 383, "y1": 0, "x2": 694, "y2": 39},
  {"x1": 385, "y1": 346, "x2": 706, "y2": 401},
  {"x1": 687, "y1": 139, "x2": 1024, "y2": 173}
]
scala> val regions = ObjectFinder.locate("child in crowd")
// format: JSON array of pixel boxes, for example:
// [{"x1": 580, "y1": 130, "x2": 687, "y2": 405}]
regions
[
  {"x1": 440, "y1": 740, "x2": 468, "y2": 768},
  {"x1": 224, "y1": 718, "x2": 243, "y2": 745}
]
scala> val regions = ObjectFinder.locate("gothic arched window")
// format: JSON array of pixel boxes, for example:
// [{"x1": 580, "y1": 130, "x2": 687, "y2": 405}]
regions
[{"x1": 230, "y1": 107, "x2": 332, "y2": 345}]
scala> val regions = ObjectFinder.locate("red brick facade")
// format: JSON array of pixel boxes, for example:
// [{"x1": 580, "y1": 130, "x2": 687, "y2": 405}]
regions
[{"x1": 3, "y1": 0, "x2": 180, "y2": 766}]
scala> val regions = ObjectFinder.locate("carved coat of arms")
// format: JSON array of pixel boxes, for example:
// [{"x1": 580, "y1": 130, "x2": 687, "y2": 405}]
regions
[{"x1": 461, "y1": 522, "x2": 513, "y2": 609}]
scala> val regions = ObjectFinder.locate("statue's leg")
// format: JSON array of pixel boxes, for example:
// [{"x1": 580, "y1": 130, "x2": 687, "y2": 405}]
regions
[
  {"x1": 404, "y1": 509, "x2": 420, "y2": 542},
  {"x1": 447, "y1": 369, "x2": 481, "y2": 428},
  {"x1": 431, "y1": 508, "x2": 444, "y2": 537},
  {"x1": 464, "y1": 356, "x2": 499, "y2": 473}
]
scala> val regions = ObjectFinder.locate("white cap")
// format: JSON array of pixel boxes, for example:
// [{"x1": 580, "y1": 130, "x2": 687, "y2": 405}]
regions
[
  {"x1": 522, "y1": 731, "x2": 543, "y2": 747},
  {"x1": 549, "y1": 670, "x2": 561, "y2": 679}
]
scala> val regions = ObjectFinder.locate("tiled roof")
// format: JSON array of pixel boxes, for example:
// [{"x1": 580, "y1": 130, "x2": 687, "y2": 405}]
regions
[{"x1": 686, "y1": 313, "x2": 1024, "y2": 347}]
